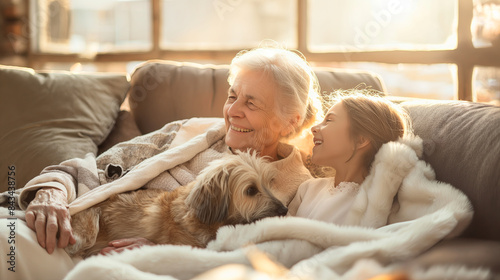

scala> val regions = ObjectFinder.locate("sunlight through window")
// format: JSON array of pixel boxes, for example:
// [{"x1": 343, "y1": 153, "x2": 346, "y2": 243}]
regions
[
  {"x1": 308, "y1": 0, "x2": 458, "y2": 52},
  {"x1": 32, "y1": 0, "x2": 152, "y2": 55},
  {"x1": 160, "y1": 0, "x2": 296, "y2": 50}
]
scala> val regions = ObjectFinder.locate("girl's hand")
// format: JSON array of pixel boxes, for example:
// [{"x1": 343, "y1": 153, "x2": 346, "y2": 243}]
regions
[
  {"x1": 99, "y1": 237, "x2": 156, "y2": 255},
  {"x1": 25, "y1": 188, "x2": 76, "y2": 254}
]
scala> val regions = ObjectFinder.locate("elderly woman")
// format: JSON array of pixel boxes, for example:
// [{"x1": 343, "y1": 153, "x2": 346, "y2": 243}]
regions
[{"x1": 0, "y1": 47, "x2": 324, "y2": 280}]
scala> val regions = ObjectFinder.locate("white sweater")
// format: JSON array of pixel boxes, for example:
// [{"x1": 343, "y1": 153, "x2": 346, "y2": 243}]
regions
[{"x1": 288, "y1": 177, "x2": 360, "y2": 224}]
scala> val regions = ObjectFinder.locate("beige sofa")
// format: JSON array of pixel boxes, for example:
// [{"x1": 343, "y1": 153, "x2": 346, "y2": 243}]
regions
[{"x1": 1, "y1": 61, "x2": 499, "y2": 277}]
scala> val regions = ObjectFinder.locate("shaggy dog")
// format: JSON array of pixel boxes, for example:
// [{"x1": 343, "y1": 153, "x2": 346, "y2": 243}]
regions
[{"x1": 65, "y1": 152, "x2": 288, "y2": 258}]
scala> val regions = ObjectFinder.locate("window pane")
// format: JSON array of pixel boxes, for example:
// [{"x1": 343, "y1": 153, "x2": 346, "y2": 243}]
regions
[
  {"x1": 313, "y1": 62, "x2": 456, "y2": 100},
  {"x1": 472, "y1": 0, "x2": 500, "y2": 48},
  {"x1": 32, "y1": 0, "x2": 151, "y2": 54},
  {"x1": 474, "y1": 66, "x2": 500, "y2": 105},
  {"x1": 160, "y1": 0, "x2": 297, "y2": 50},
  {"x1": 308, "y1": 0, "x2": 457, "y2": 52}
]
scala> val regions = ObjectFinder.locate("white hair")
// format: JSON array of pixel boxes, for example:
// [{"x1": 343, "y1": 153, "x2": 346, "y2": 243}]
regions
[{"x1": 228, "y1": 47, "x2": 324, "y2": 139}]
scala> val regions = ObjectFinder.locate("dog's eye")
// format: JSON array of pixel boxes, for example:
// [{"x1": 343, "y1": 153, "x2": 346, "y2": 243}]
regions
[{"x1": 245, "y1": 186, "x2": 259, "y2": 196}]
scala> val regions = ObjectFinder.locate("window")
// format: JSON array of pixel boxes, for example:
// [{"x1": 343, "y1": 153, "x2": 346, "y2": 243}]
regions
[
  {"x1": 308, "y1": 0, "x2": 457, "y2": 52},
  {"x1": 161, "y1": 0, "x2": 296, "y2": 50},
  {"x1": 314, "y1": 62, "x2": 457, "y2": 100},
  {"x1": 32, "y1": 0, "x2": 152, "y2": 56},
  {"x1": 27, "y1": 0, "x2": 500, "y2": 104},
  {"x1": 472, "y1": 0, "x2": 500, "y2": 48},
  {"x1": 474, "y1": 66, "x2": 500, "y2": 105}
]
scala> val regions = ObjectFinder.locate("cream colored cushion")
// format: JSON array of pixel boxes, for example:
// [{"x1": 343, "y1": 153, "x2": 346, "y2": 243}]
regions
[{"x1": 0, "y1": 65, "x2": 129, "y2": 191}]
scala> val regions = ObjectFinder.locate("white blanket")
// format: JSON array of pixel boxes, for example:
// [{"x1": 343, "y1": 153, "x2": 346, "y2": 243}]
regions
[{"x1": 64, "y1": 136, "x2": 479, "y2": 280}]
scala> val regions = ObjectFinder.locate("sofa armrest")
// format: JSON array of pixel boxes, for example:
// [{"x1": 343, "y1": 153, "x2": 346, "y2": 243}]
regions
[{"x1": 400, "y1": 100, "x2": 500, "y2": 241}]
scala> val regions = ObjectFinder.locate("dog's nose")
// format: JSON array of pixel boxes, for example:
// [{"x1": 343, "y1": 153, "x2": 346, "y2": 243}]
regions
[{"x1": 277, "y1": 205, "x2": 288, "y2": 216}]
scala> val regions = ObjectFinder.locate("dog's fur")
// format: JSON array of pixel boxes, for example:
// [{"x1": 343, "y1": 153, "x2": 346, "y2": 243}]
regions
[{"x1": 65, "y1": 152, "x2": 288, "y2": 258}]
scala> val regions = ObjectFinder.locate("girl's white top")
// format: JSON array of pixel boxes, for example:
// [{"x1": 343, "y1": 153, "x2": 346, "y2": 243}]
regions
[{"x1": 287, "y1": 177, "x2": 360, "y2": 225}]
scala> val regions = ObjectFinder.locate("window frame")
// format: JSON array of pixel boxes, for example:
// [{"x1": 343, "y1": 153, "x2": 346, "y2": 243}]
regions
[{"x1": 27, "y1": 0, "x2": 500, "y2": 101}]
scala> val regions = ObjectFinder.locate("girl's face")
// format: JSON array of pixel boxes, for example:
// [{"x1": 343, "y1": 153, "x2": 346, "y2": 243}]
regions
[
  {"x1": 311, "y1": 101, "x2": 355, "y2": 167},
  {"x1": 223, "y1": 69, "x2": 289, "y2": 159}
]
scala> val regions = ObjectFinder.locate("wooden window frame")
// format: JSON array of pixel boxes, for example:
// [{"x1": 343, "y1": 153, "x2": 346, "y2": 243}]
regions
[{"x1": 27, "y1": 0, "x2": 500, "y2": 101}]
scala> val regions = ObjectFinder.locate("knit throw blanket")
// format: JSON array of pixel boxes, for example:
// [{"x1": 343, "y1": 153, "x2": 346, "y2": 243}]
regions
[
  {"x1": 63, "y1": 136, "x2": 479, "y2": 280},
  {"x1": 0, "y1": 118, "x2": 227, "y2": 219},
  {"x1": 68, "y1": 117, "x2": 228, "y2": 215}
]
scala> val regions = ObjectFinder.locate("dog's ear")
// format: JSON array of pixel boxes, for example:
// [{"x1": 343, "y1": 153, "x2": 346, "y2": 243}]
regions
[{"x1": 185, "y1": 168, "x2": 230, "y2": 225}]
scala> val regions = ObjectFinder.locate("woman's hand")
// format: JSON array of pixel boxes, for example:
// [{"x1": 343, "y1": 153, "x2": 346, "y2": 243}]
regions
[
  {"x1": 99, "y1": 237, "x2": 156, "y2": 255},
  {"x1": 25, "y1": 188, "x2": 76, "y2": 254}
]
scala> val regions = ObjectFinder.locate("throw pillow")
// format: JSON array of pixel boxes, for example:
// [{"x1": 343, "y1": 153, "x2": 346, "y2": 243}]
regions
[{"x1": 0, "y1": 65, "x2": 129, "y2": 192}]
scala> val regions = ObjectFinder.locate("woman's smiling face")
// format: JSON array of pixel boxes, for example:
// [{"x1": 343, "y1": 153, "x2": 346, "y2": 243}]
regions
[{"x1": 223, "y1": 69, "x2": 288, "y2": 159}]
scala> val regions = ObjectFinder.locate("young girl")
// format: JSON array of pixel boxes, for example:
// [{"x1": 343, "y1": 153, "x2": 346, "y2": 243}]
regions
[{"x1": 287, "y1": 91, "x2": 412, "y2": 225}]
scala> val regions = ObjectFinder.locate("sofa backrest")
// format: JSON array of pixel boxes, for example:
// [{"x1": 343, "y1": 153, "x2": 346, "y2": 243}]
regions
[
  {"x1": 401, "y1": 100, "x2": 500, "y2": 241},
  {"x1": 127, "y1": 60, "x2": 386, "y2": 134}
]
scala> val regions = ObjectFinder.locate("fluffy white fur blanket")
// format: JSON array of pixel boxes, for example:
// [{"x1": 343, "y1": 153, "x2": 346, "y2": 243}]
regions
[{"x1": 64, "y1": 136, "x2": 479, "y2": 280}]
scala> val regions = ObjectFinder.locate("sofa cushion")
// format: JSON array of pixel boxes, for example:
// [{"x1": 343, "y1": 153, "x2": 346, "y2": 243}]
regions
[
  {"x1": 314, "y1": 66, "x2": 386, "y2": 94},
  {"x1": 401, "y1": 100, "x2": 500, "y2": 241},
  {"x1": 127, "y1": 60, "x2": 386, "y2": 134},
  {"x1": 127, "y1": 60, "x2": 230, "y2": 134},
  {"x1": 97, "y1": 110, "x2": 142, "y2": 154},
  {"x1": 0, "y1": 65, "x2": 129, "y2": 192}
]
